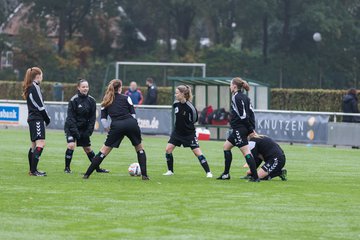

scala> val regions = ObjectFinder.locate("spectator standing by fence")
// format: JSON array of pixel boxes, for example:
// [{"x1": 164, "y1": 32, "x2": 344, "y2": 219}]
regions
[
  {"x1": 342, "y1": 88, "x2": 359, "y2": 123},
  {"x1": 144, "y1": 77, "x2": 158, "y2": 105},
  {"x1": 125, "y1": 81, "x2": 143, "y2": 105}
]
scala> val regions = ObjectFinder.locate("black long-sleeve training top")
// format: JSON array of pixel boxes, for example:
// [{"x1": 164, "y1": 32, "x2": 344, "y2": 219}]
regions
[
  {"x1": 101, "y1": 93, "x2": 136, "y2": 121},
  {"x1": 64, "y1": 91, "x2": 97, "y2": 136},
  {"x1": 173, "y1": 100, "x2": 198, "y2": 136},
  {"x1": 342, "y1": 93, "x2": 359, "y2": 122},
  {"x1": 26, "y1": 81, "x2": 50, "y2": 124},
  {"x1": 250, "y1": 136, "x2": 285, "y2": 160},
  {"x1": 230, "y1": 91, "x2": 255, "y2": 132},
  {"x1": 144, "y1": 85, "x2": 158, "y2": 105}
]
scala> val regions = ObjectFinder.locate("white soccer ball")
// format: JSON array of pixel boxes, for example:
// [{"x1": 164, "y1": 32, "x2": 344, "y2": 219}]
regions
[
  {"x1": 313, "y1": 32, "x2": 322, "y2": 42},
  {"x1": 128, "y1": 162, "x2": 141, "y2": 176}
]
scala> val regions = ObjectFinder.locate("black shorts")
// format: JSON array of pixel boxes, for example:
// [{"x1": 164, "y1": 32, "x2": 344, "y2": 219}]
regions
[
  {"x1": 28, "y1": 120, "x2": 46, "y2": 142},
  {"x1": 66, "y1": 134, "x2": 91, "y2": 147},
  {"x1": 261, "y1": 155, "x2": 286, "y2": 178},
  {"x1": 104, "y1": 118, "x2": 142, "y2": 148},
  {"x1": 168, "y1": 131, "x2": 199, "y2": 149},
  {"x1": 227, "y1": 128, "x2": 249, "y2": 148}
]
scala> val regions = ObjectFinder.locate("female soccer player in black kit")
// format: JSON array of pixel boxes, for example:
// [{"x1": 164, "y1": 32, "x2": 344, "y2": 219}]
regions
[
  {"x1": 22, "y1": 67, "x2": 50, "y2": 176},
  {"x1": 163, "y1": 85, "x2": 213, "y2": 178},
  {"x1": 63, "y1": 79, "x2": 109, "y2": 173},
  {"x1": 83, "y1": 79, "x2": 149, "y2": 180},
  {"x1": 217, "y1": 77, "x2": 259, "y2": 182},
  {"x1": 246, "y1": 135, "x2": 287, "y2": 181}
]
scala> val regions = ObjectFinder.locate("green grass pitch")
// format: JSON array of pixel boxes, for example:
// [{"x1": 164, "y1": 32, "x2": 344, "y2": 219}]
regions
[{"x1": 0, "y1": 128, "x2": 359, "y2": 239}]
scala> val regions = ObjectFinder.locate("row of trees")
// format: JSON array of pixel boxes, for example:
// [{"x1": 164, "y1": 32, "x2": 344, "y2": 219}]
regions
[{"x1": 0, "y1": 0, "x2": 359, "y2": 97}]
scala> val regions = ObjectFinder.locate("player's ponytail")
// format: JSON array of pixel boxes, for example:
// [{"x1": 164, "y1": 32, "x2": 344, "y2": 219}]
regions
[
  {"x1": 251, "y1": 133, "x2": 265, "y2": 139},
  {"x1": 101, "y1": 79, "x2": 122, "y2": 107},
  {"x1": 177, "y1": 85, "x2": 193, "y2": 102},
  {"x1": 22, "y1": 67, "x2": 42, "y2": 99},
  {"x1": 232, "y1": 77, "x2": 250, "y2": 92}
]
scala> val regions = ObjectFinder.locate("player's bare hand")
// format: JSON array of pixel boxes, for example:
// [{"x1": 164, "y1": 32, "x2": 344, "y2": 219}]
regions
[{"x1": 248, "y1": 131, "x2": 257, "y2": 139}]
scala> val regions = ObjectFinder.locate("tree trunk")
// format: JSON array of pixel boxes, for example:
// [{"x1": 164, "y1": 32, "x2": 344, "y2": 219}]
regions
[
  {"x1": 166, "y1": 14, "x2": 172, "y2": 58},
  {"x1": 68, "y1": 0, "x2": 73, "y2": 39},
  {"x1": 58, "y1": 11, "x2": 66, "y2": 54},
  {"x1": 262, "y1": 13, "x2": 268, "y2": 64},
  {"x1": 280, "y1": 0, "x2": 291, "y2": 88},
  {"x1": 282, "y1": 0, "x2": 291, "y2": 53},
  {"x1": 174, "y1": 5, "x2": 195, "y2": 40}
]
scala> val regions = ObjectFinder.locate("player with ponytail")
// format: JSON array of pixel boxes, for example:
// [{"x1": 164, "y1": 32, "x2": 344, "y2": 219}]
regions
[
  {"x1": 217, "y1": 77, "x2": 259, "y2": 182},
  {"x1": 22, "y1": 67, "x2": 50, "y2": 176},
  {"x1": 83, "y1": 79, "x2": 149, "y2": 180},
  {"x1": 163, "y1": 85, "x2": 213, "y2": 178}
]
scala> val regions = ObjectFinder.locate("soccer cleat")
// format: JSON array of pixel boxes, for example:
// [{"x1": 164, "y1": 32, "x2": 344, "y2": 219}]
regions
[
  {"x1": 248, "y1": 177, "x2": 260, "y2": 182},
  {"x1": 64, "y1": 167, "x2": 72, "y2": 174},
  {"x1": 29, "y1": 171, "x2": 47, "y2": 177},
  {"x1": 206, "y1": 172, "x2": 213, "y2": 178},
  {"x1": 279, "y1": 168, "x2": 287, "y2": 181},
  {"x1": 82, "y1": 174, "x2": 89, "y2": 179},
  {"x1": 142, "y1": 175, "x2": 150, "y2": 180},
  {"x1": 216, "y1": 173, "x2": 230, "y2": 180},
  {"x1": 240, "y1": 174, "x2": 252, "y2": 180},
  {"x1": 36, "y1": 170, "x2": 46, "y2": 175},
  {"x1": 163, "y1": 170, "x2": 174, "y2": 176},
  {"x1": 96, "y1": 168, "x2": 110, "y2": 173}
]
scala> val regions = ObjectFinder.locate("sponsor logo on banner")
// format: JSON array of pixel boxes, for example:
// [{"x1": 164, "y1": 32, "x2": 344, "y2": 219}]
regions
[
  {"x1": 137, "y1": 117, "x2": 160, "y2": 129},
  {"x1": 135, "y1": 108, "x2": 172, "y2": 135},
  {"x1": 0, "y1": 105, "x2": 19, "y2": 124},
  {"x1": 54, "y1": 110, "x2": 66, "y2": 126},
  {"x1": 46, "y1": 105, "x2": 68, "y2": 129},
  {"x1": 255, "y1": 113, "x2": 329, "y2": 143}
]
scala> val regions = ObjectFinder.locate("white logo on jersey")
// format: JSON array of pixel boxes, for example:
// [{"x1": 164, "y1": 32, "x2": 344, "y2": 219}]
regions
[
  {"x1": 127, "y1": 96, "x2": 133, "y2": 105},
  {"x1": 78, "y1": 104, "x2": 82, "y2": 108},
  {"x1": 174, "y1": 107, "x2": 179, "y2": 114}
]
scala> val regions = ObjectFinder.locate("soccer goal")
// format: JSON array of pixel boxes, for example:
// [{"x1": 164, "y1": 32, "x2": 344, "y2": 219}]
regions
[
  {"x1": 101, "y1": 61, "x2": 206, "y2": 98},
  {"x1": 115, "y1": 61, "x2": 206, "y2": 85}
]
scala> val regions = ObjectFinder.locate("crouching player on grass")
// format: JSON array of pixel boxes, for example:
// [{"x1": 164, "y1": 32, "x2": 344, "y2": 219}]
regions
[
  {"x1": 163, "y1": 85, "x2": 213, "y2": 178},
  {"x1": 243, "y1": 134, "x2": 287, "y2": 181},
  {"x1": 82, "y1": 79, "x2": 149, "y2": 180}
]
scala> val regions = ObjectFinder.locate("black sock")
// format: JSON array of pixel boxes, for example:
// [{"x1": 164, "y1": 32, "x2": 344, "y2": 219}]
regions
[
  {"x1": 224, "y1": 150, "x2": 232, "y2": 174},
  {"x1": 65, "y1": 149, "x2": 74, "y2": 168},
  {"x1": 28, "y1": 148, "x2": 33, "y2": 171},
  {"x1": 198, "y1": 155, "x2": 210, "y2": 173},
  {"x1": 31, "y1": 147, "x2": 43, "y2": 173},
  {"x1": 255, "y1": 157, "x2": 262, "y2": 168},
  {"x1": 86, "y1": 151, "x2": 100, "y2": 171},
  {"x1": 137, "y1": 150, "x2": 147, "y2": 176},
  {"x1": 245, "y1": 154, "x2": 259, "y2": 179},
  {"x1": 86, "y1": 151, "x2": 95, "y2": 162},
  {"x1": 165, "y1": 153, "x2": 174, "y2": 172},
  {"x1": 84, "y1": 152, "x2": 106, "y2": 176}
]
